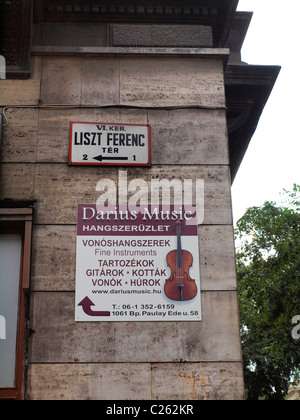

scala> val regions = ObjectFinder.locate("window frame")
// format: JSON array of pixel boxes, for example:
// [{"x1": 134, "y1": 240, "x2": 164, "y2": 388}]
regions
[{"x1": 0, "y1": 207, "x2": 33, "y2": 400}]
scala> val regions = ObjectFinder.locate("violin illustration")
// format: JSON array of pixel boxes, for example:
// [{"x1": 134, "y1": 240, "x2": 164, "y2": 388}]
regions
[{"x1": 164, "y1": 220, "x2": 198, "y2": 302}]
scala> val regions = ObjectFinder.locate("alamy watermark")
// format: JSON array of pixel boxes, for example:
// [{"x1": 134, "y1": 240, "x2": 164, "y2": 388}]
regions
[
  {"x1": 292, "y1": 315, "x2": 300, "y2": 340},
  {"x1": 95, "y1": 170, "x2": 205, "y2": 225},
  {"x1": 0, "y1": 55, "x2": 6, "y2": 80},
  {"x1": 95, "y1": 171, "x2": 300, "y2": 339},
  {"x1": 0, "y1": 315, "x2": 6, "y2": 340}
]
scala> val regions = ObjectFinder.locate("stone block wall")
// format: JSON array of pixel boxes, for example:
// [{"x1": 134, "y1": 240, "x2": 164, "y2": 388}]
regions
[{"x1": 0, "y1": 51, "x2": 244, "y2": 400}]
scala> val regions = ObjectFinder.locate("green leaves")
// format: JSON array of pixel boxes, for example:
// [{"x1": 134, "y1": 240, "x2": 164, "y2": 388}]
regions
[{"x1": 235, "y1": 185, "x2": 300, "y2": 400}]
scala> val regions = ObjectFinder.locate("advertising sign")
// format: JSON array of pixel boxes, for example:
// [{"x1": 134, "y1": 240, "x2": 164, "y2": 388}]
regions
[
  {"x1": 69, "y1": 122, "x2": 151, "y2": 166},
  {"x1": 75, "y1": 205, "x2": 201, "y2": 322}
]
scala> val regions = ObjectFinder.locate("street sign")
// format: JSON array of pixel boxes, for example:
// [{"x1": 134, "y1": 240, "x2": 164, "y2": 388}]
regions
[
  {"x1": 75, "y1": 204, "x2": 202, "y2": 322},
  {"x1": 69, "y1": 122, "x2": 151, "y2": 166}
]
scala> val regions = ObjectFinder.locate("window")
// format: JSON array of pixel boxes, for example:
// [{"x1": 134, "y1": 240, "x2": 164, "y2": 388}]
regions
[{"x1": 0, "y1": 206, "x2": 33, "y2": 400}]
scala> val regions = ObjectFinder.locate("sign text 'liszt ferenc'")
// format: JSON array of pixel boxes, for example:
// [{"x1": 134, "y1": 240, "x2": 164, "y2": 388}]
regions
[
  {"x1": 75, "y1": 205, "x2": 201, "y2": 322},
  {"x1": 69, "y1": 122, "x2": 151, "y2": 166}
]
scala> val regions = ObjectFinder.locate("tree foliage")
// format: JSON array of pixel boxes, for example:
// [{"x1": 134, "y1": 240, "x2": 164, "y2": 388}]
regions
[{"x1": 235, "y1": 185, "x2": 300, "y2": 400}]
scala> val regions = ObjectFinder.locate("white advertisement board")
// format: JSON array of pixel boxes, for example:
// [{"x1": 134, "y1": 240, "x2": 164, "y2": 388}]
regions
[{"x1": 75, "y1": 205, "x2": 201, "y2": 322}]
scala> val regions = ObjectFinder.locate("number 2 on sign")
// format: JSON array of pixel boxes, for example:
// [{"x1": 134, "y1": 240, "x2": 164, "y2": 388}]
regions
[{"x1": 83, "y1": 154, "x2": 88, "y2": 161}]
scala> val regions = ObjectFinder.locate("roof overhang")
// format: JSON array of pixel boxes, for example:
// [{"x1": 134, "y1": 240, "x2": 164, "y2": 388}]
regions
[
  {"x1": 224, "y1": 12, "x2": 281, "y2": 182},
  {"x1": 226, "y1": 64, "x2": 281, "y2": 182},
  {"x1": 34, "y1": 0, "x2": 238, "y2": 47}
]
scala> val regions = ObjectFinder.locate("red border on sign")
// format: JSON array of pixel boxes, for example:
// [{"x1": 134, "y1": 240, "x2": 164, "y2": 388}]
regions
[{"x1": 69, "y1": 122, "x2": 151, "y2": 167}]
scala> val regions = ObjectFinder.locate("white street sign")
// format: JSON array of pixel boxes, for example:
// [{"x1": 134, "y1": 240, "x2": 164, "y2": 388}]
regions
[{"x1": 69, "y1": 122, "x2": 151, "y2": 166}]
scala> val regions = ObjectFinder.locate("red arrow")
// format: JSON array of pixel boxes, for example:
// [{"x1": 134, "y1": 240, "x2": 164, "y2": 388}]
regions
[{"x1": 78, "y1": 297, "x2": 111, "y2": 317}]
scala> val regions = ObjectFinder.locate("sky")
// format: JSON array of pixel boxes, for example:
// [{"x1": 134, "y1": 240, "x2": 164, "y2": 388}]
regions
[{"x1": 231, "y1": 0, "x2": 300, "y2": 223}]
